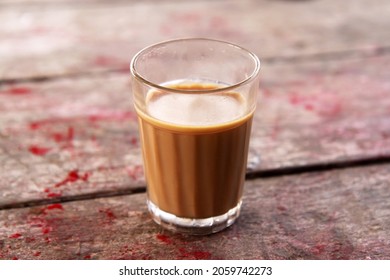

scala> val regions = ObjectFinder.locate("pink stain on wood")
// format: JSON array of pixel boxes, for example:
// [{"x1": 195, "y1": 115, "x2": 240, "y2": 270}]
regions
[
  {"x1": 288, "y1": 92, "x2": 342, "y2": 117},
  {"x1": 50, "y1": 127, "x2": 74, "y2": 145},
  {"x1": 28, "y1": 145, "x2": 51, "y2": 156},
  {"x1": 54, "y1": 169, "x2": 90, "y2": 188},
  {"x1": 130, "y1": 136, "x2": 138, "y2": 146},
  {"x1": 44, "y1": 204, "x2": 64, "y2": 213},
  {"x1": 44, "y1": 188, "x2": 62, "y2": 198}
]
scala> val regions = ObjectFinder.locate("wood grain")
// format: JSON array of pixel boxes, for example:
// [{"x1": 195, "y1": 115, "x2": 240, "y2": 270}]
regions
[
  {"x1": 1, "y1": 0, "x2": 390, "y2": 80},
  {"x1": 1, "y1": 163, "x2": 389, "y2": 260}
]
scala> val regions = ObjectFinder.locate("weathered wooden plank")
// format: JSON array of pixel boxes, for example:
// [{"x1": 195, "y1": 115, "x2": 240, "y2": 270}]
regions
[
  {"x1": 1, "y1": 0, "x2": 390, "y2": 80},
  {"x1": 1, "y1": 54, "x2": 390, "y2": 207},
  {"x1": 1, "y1": 163, "x2": 389, "y2": 260}
]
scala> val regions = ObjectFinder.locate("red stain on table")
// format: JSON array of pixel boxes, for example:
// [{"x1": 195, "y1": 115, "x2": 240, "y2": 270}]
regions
[
  {"x1": 54, "y1": 169, "x2": 90, "y2": 188},
  {"x1": 9, "y1": 233, "x2": 22, "y2": 239},
  {"x1": 178, "y1": 247, "x2": 211, "y2": 260},
  {"x1": 44, "y1": 188, "x2": 62, "y2": 198},
  {"x1": 2, "y1": 87, "x2": 32, "y2": 95},
  {"x1": 99, "y1": 208, "x2": 117, "y2": 220},
  {"x1": 156, "y1": 234, "x2": 172, "y2": 245},
  {"x1": 28, "y1": 145, "x2": 51, "y2": 156}
]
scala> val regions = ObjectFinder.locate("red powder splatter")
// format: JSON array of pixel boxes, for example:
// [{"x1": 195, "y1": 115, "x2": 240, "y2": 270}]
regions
[
  {"x1": 4, "y1": 87, "x2": 32, "y2": 95},
  {"x1": 127, "y1": 165, "x2": 143, "y2": 180},
  {"x1": 99, "y1": 208, "x2": 116, "y2": 219},
  {"x1": 12, "y1": 257, "x2": 18, "y2": 260},
  {"x1": 178, "y1": 247, "x2": 211, "y2": 260},
  {"x1": 84, "y1": 255, "x2": 91, "y2": 259},
  {"x1": 33, "y1": 252, "x2": 41, "y2": 257},
  {"x1": 54, "y1": 169, "x2": 90, "y2": 188},
  {"x1": 288, "y1": 92, "x2": 342, "y2": 117},
  {"x1": 312, "y1": 244, "x2": 326, "y2": 255},
  {"x1": 41, "y1": 227, "x2": 52, "y2": 235},
  {"x1": 43, "y1": 188, "x2": 62, "y2": 198},
  {"x1": 46, "y1": 191, "x2": 62, "y2": 198},
  {"x1": 130, "y1": 137, "x2": 138, "y2": 146},
  {"x1": 46, "y1": 204, "x2": 64, "y2": 211},
  {"x1": 28, "y1": 145, "x2": 51, "y2": 156},
  {"x1": 9, "y1": 233, "x2": 22, "y2": 239},
  {"x1": 156, "y1": 234, "x2": 172, "y2": 245}
]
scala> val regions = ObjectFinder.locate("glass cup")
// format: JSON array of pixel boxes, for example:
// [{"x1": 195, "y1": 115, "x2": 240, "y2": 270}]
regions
[{"x1": 130, "y1": 38, "x2": 260, "y2": 235}]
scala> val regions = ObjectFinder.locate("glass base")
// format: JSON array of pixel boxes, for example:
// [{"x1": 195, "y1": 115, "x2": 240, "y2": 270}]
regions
[{"x1": 147, "y1": 200, "x2": 242, "y2": 235}]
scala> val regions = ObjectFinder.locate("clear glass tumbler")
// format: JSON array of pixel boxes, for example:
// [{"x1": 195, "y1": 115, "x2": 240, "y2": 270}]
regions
[{"x1": 130, "y1": 38, "x2": 260, "y2": 235}]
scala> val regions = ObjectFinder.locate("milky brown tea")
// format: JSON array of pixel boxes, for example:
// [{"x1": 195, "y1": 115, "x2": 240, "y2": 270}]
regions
[{"x1": 135, "y1": 82, "x2": 254, "y2": 232}]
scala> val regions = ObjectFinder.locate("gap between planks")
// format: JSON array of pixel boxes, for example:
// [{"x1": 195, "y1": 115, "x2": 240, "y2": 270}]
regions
[{"x1": 1, "y1": 154, "x2": 390, "y2": 211}]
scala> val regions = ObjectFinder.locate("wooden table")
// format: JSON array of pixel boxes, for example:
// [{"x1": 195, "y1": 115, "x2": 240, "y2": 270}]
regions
[{"x1": 1, "y1": 0, "x2": 390, "y2": 260}]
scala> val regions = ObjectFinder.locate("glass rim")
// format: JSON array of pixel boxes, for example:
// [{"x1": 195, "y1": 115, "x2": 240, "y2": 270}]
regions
[{"x1": 130, "y1": 38, "x2": 261, "y2": 94}]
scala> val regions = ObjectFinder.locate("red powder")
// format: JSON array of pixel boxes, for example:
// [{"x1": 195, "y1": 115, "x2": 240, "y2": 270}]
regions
[
  {"x1": 178, "y1": 247, "x2": 211, "y2": 260},
  {"x1": 47, "y1": 192, "x2": 62, "y2": 198},
  {"x1": 156, "y1": 234, "x2": 172, "y2": 245},
  {"x1": 84, "y1": 255, "x2": 91, "y2": 259},
  {"x1": 99, "y1": 208, "x2": 116, "y2": 219},
  {"x1": 33, "y1": 252, "x2": 41, "y2": 257},
  {"x1": 9, "y1": 233, "x2": 22, "y2": 239},
  {"x1": 46, "y1": 204, "x2": 64, "y2": 211},
  {"x1": 191, "y1": 251, "x2": 211, "y2": 259},
  {"x1": 12, "y1": 257, "x2": 18, "y2": 260},
  {"x1": 42, "y1": 227, "x2": 51, "y2": 234},
  {"x1": 28, "y1": 145, "x2": 51, "y2": 156},
  {"x1": 130, "y1": 137, "x2": 138, "y2": 146},
  {"x1": 54, "y1": 169, "x2": 90, "y2": 188},
  {"x1": 6, "y1": 87, "x2": 32, "y2": 95},
  {"x1": 29, "y1": 122, "x2": 42, "y2": 130}
]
